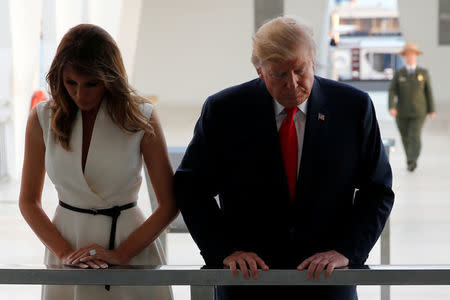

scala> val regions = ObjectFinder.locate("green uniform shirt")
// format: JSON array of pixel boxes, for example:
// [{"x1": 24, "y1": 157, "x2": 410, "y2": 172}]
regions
[{"x1": 388, "y1": 66, "x2": 435, "y2": 118}]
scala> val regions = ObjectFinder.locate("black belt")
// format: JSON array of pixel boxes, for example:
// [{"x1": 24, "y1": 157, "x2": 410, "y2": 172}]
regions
[
  {"x1": 59, "y1": 200, "x2": 137, "y2": 250},
  {"x1": 59, "y1": 200, "x2": 137, "y2": 291}
]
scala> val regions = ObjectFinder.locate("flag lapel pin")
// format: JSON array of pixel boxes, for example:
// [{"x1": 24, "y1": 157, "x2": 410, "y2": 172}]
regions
[{"x1": 318, "y1": 113, "x2": 325, "y2": 121}]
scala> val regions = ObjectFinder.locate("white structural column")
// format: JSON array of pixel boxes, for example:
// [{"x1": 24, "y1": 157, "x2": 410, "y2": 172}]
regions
[
  {"x1": 9, "y1": 0, "x2": 43, "y2": 179},
  {"x1": 52, "y1": 0, "x2": 123, "y2": 61},
  {"x1": 284, "y1": 0, "x2": 332, "y2": 78},
  {"x1": 54, "y1": 0, "x2": 85, "y2": 44},
  {"x1": 53, "y1": 0, "x2": 134, "y2": 82},
  {"x1": 52, "y1": 0, "x2": 133, "y2": 79},
  {"x1": 54, "y1": 0, "x2": 121, "y2": 43},
  {"x1": 87, "y1": 0, "x2": 123, "y2": 39},
  {"x1": 0, "y1": 0, "x2": 13, "y2": 178},
  {"x1": 0, "y1": 2, "x2": 12, "y2": 103},
  {"x1": 41, "y1": 0, "x2": 57, "y2": 90},
  {"x1": 54, "y1": 0, "x2": 122, "y2": 42},
  {"x1": 398, "y1": 0, "x2": 450, "y2": 104},
  {"x1": 132, "y1": 0, "x2": 255, "y2": 105},
  {"x1": 117, "y1": 0, "x2": 143, "y2": 82}
]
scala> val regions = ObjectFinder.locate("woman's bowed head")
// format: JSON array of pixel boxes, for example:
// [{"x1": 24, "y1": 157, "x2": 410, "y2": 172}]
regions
[{"x1": 47, "y1": 24, "x2": 153, "y2": 151}]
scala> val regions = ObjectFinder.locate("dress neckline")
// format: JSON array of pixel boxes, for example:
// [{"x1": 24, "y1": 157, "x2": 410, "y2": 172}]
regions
[{"x1": 74, "y1": 100, "x2": 106, "y2": 200}]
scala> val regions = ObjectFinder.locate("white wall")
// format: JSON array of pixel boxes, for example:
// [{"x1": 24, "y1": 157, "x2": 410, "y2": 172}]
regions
[
  {"x1": 398, "y1": 0, "x2": 450, "y2": 104},
  {"x1": 132, "y1": 0, "x2": 255, "y2": 105}
]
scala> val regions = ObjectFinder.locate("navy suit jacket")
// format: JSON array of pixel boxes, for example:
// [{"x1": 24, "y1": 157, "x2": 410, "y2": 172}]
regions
[{"x1": 174, "y1": 76, "x2": 394, "y2": 269}]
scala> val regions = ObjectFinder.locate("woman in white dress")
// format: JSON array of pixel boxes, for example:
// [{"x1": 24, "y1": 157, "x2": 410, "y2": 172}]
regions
[{"x1": 19, "y1": 24, "x2": 177, "y2": 300}]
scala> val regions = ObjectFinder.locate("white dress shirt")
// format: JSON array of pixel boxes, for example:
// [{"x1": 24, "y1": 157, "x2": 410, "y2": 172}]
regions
[
  {"x1": 273, "y1": 99, "x2": 308, "y2": 177},
  {"x1": 406, "y1": 64, "x2": 416, "y2": 74}
]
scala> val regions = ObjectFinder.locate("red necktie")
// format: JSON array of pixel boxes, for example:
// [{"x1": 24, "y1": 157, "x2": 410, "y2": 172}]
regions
[{"x1": 279, "y1": 107, "x2": 298, "y2": 202}]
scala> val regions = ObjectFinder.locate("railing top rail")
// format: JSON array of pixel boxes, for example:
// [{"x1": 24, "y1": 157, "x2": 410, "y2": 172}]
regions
[{"x1": 1, "y1": 265, "x2": 450, "y2": 286}]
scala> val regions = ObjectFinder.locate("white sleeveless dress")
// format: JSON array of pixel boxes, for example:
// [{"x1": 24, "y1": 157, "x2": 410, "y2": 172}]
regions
[{"x1": 36, "y1": 100, "x2": 172, "y2": 300}]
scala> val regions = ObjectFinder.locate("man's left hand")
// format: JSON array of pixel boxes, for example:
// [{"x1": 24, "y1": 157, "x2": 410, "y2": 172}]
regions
[{"x1": 297, "y1": 250, "x2": 349, "y2": 280}]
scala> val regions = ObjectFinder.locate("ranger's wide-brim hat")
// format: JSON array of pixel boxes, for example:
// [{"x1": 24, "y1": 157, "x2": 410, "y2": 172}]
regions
[{"x1": 398, "y1": 42, "x2": 423, "y2": 56}]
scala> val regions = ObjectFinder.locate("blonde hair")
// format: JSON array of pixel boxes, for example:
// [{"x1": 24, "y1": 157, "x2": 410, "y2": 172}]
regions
[
  {"x1": 46, "y1": 24, "x2": 153, "y2": 151},
  {"x1": 251, "y1": 16, "x2": 317, "y2": 68}
]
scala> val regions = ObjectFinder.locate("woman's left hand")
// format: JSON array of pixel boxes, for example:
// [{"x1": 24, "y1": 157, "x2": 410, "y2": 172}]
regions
[{"x1": 68, "y1": 244, "x2": 128, "y2": 266}]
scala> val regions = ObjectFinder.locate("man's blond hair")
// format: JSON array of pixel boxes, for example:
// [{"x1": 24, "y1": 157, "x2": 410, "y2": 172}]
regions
[{"x1": 251, "y1": 16, "x2": 316, "y2": 68}]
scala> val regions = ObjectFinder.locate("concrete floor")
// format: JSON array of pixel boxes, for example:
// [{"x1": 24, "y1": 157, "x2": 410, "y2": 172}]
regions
[{"x1": 1, "y1": 92, "x2": 449, "y2": 299}]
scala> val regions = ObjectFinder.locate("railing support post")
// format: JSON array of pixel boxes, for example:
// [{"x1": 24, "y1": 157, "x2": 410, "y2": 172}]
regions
[
  {"x1": 380, "y1": 139, "x2": 394, "y2": 300},
  {"x1": 380, "y1": 217, "x2": 391, "y2": 300},
  {"x1": 191, "y1": 285, "x2": 215, "y2": 300}
]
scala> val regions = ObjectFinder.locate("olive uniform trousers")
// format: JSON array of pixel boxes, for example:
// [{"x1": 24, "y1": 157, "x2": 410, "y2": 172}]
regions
[{"x1": 395, "y1": 115, "x2": 426, "y2": 164}]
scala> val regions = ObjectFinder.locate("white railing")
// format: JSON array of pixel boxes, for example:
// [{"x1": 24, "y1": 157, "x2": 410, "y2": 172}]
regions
[{"x1": 1, "y1": 265, "x2": 450, "y2": 300}]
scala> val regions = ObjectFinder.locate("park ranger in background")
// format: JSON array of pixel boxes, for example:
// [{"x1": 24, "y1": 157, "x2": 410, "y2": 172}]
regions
[{"x1": 389, "y1": 42, "x2": 435, "y2": 172}]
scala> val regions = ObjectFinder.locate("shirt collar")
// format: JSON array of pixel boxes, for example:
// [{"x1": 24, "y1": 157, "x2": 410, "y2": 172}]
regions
[
  {"x1": 274, "y1": 98, "x2": 308, "y2": 116},
  {"x1": 406, "y1": 64, "x2": 417, "y2": 71}
]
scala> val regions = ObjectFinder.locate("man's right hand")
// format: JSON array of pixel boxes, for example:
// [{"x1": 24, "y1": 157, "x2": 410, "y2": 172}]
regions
[{"x1": 223, "y1": 251, "x2": 269, "y2": 279}]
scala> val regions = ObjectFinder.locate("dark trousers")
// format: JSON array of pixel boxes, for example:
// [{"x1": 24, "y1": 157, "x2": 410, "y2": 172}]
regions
[
  {"x1": 396, "y1": 116, "x2": 426, "y2": 163},
  {"x1": 216, "y1": 285, "x2": 357, "y2": 300}
]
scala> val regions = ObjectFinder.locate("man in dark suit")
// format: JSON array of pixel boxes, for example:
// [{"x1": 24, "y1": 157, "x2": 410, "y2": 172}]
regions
[{"x1": 174, "y1": 16, "x2": 394, "y2": 300}]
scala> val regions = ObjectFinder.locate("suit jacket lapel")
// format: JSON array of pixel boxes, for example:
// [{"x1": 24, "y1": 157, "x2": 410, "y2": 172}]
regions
[
  {"x1": 296, "y1": 77, "x2": 328, "y2": 202},
  {"x1": 255, "y1": 79, "x2": 292, "y2": 203}
]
